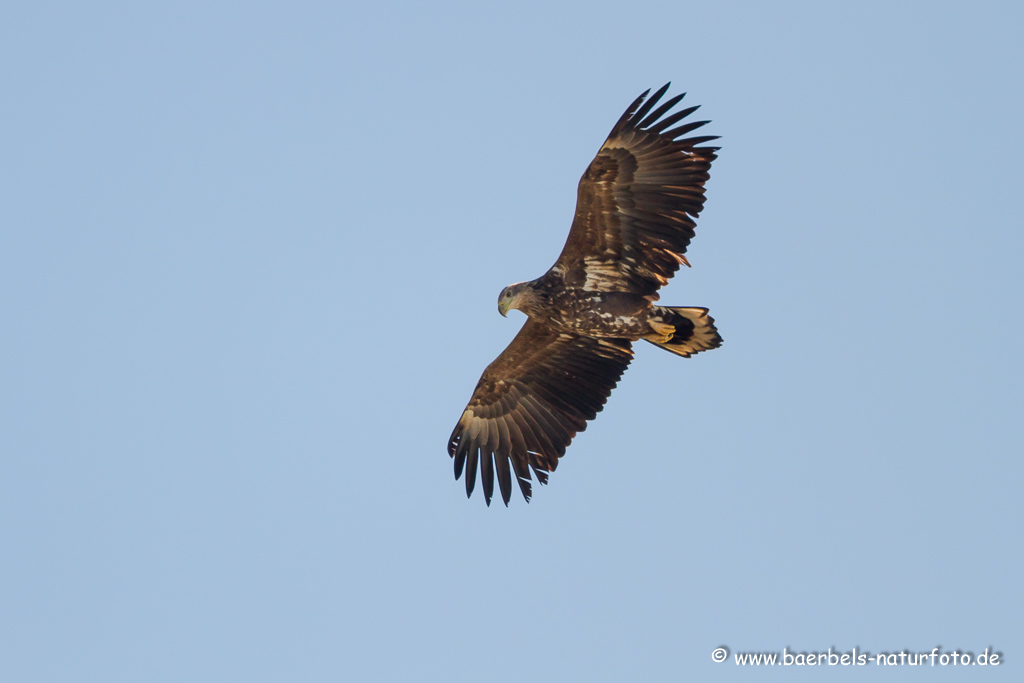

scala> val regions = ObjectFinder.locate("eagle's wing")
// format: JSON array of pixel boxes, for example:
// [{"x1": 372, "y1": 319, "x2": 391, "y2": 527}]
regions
[
  {"x1": 448, "y1": 319, "x2": 633, "y2": 506},
  {"x1": 553, "y1": 83, "x2": 718, "y2": 297}
]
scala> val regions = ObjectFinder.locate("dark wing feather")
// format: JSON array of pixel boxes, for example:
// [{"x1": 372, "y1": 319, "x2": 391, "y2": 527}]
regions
[
  {"x1": 553, "y1": 83, "x2": 718, "y2": 297},
  {"x1": 448, "y1": 319, "x2": 633, "y2": 506}
]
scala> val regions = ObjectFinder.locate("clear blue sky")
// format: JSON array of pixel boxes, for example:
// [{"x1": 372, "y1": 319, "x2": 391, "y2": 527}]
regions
[{"x1": 2, "y1": 1, "x2": 1021, "y2": 681}]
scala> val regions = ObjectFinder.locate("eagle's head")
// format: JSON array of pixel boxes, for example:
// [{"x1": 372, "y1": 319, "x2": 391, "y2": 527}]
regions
[{"x1": 497, "y1": 282, "x2": 536, "y2": 317}]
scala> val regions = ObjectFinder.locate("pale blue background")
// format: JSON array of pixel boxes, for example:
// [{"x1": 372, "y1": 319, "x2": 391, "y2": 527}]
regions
[{"x1": 2, "y1": 1, "x2": 1021, "y2": 681}]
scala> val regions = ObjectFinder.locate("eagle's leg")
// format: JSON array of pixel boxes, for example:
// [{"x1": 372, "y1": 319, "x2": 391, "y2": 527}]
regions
[{"x1": 642, "y1": 319, "x2": 675, "y2": 344}]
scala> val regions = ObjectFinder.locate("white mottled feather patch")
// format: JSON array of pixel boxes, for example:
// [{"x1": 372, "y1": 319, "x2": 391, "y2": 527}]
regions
[{"x1": 582, "y1": 257, "x2": 621, "y2": 290}]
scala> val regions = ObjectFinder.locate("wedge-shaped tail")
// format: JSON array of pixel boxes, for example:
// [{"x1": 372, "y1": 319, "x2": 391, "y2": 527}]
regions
[{"x1": 643, "y1": 306, "x2": 722, "y2": 358}]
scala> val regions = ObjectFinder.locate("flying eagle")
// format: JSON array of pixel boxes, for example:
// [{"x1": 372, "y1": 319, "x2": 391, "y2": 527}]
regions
[{"x1": 448, "y1": 84, "x2": 722, "y2": 506}]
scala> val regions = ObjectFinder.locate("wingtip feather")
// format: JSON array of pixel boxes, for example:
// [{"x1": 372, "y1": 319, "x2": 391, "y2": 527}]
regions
[{"x1": 630, "y1": 83, "x2": 671, "y2": 127}]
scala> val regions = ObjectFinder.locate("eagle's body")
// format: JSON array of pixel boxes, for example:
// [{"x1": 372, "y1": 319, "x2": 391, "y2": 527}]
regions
[
  {"x1": 504, "y1": 279, "x2": 698, "y2": 343},
  {"x1": 449, "y1": 84, "x2": 722, "y2": 505},
  {"x1": 508, "y1": 280, "x2": 652, "y2": 337}
]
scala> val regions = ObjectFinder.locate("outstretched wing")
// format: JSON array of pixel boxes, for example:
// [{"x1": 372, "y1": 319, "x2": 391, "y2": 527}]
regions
[
  {"x1": 448, "y1": 319, "x2": 633, "y2": 506},
  {"x1": 553, "y1": 83, "x2": 718, "y2": 297}
]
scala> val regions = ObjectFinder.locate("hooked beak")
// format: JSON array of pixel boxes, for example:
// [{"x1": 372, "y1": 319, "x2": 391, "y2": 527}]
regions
[{"x1": 498, "y1": 299, "x2": 509, "y2": 317}]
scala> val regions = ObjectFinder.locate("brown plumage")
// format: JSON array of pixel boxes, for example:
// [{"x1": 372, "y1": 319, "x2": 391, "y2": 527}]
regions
[{"x1": 448, "y1": 84, "x2": 722, "y2": 505}]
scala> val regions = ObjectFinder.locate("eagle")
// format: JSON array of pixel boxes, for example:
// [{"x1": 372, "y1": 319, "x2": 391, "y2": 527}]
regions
[{"x1": 448, "y1": 84, "x2": 722, "y2": 506}]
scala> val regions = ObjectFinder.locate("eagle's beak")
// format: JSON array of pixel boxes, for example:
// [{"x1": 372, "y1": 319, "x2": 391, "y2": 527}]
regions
[{"x1": 498, "y1": 300, "x2": 509, "y2": 317}]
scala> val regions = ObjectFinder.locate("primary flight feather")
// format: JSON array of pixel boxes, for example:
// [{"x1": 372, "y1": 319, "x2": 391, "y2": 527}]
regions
[{"x1": 448, "y1": 84, "x2": 722, "y2": 506}]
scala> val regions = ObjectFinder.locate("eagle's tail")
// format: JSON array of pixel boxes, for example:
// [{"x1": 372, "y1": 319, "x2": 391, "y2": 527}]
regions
[{"x1": 643, "y1": 306, "x2": 722, "y2": 358}]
